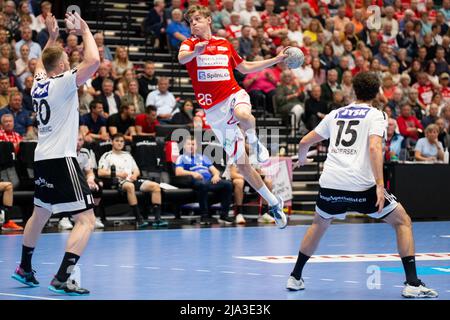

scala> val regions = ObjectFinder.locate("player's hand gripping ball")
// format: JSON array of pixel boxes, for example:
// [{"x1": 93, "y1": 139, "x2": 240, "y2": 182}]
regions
[{"x1": 284, "y1": 47, "x2": 305, "y2": 69}]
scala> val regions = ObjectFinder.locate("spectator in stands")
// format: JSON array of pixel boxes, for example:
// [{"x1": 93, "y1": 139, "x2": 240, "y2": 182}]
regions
[
  {"x1": 327, "y1": 90, "x2": 345, "y2": 112},
  {"x1": 14, "y1": 26, "x2": 40, "y2": 60},
  {"x1": 439, "y1": 73, "x2": 450, "y2": 106},
  {"x1": 142, "y1": 0, "x2": 167, "y2": 49},
  {"x1": 287, "y1": 19, "x2": 303, "y2": 47},
  {"x1": 340, "y1": 70, "x2": 355, "y2": 104},
  {"x1": 112, "y1": 46, "x2": 133, "y2": 80},
  {"x1": 304, "y1": 85, "x2": 328, "y2": 130},
  {"x1": 80, "y1": 100, "x2": 109, "y2": 143},
  {"x1": 239, "y1": 0, "x2": 260, "y2": 26},
  {"x1": 166, "y1": 9, "x2": 191, "y2": 50},
  {"x1": 146, "y1": 77, "x2": 177, "y2": 122},
  {"x1": 121, "y1": 79, "x2": 145, "y2": 114},
  {"x1": 238, "y1": 25, "x2": 253, "y2": 59},
  {"x1": 0, "y1": 92, "x2": 32, "y2": 137},
  {"x1": 135, "y1": 105, "x2": 160, "y2": 136},
  {"x1": 333, "y1": 5, "x2": 350, "y2": 33},
  {"x1": 299, "y1": 3, "x2": 314, "y2": 30},
  {"x1": 17, "y1": 1, "x2": 38, "y2": 32},
  {"x1": 116, "y1": 69, "x2": 136, "y2": 97},
  {"x1": 0, "y1": 76, "x2": 11, "y2": 108},
  {"x1": 397, "y1": 103, "x2": 424, "y2": 146},
  {"x1": 434, "y1": 46, "x2": 450, "y2": 76},
  {"x1": 98, "y1": 133, "x2": 167, "y2": 228},
  {"x1": 99, "y1": 78, "x2": 121, "y2": 116},
  {"x1": 414, "y1": 124, "x2": 444, "y2": 162},
  {"x1": 275, "y1": 70, "x2": 304, "y2": 134},
  {"x1": 320, "y1": 69, "x2": 340, "y2": 104},
  {"x1": 319, "y1": 43, "x2": 338, "y2": 71},
  {"x1": 0, "y1": 57, "x2": 20, "y2": 91},
  {"x1": 0, "y1": 113, "x2": 22, "y2": 153},
  {"x1": 15, "y1": 43, "x2": 29, "y2": 81},
  {"x1": 435, "y1": 11, "x2": 449, "y2": 37},
  {"x1": 138, "y1": 61, "x2": 158, "y2": 101},
  {"x1": 3, "y1": 1, "x2": 20, "y2": 36},
  {"x1": 436, "y1": 117, "x2": 450, "y2": 150},
  {"x1": 18, "y1": 58, "x2": 35, "y2": 90},
  {"x1": 175, "y1": 137, "x2": 234, "y2": 225},
  {"x1": 94, "y1": 32, "x2": 113, "y2": 61},
  {"x1": 91, "y1": 62, "x2": 113, "y2": 96},
  {"x1": 412, "y1": 72, "x2": 437, "y2": 107},
  {"x1": 219, "y1": 0, "x2": 235, "y2": 28},
  {"x1": 381, "y1": 74, "x2": 397, "y2": 101},
  {"x1": 21, "y1": 75, "x2": 33, "y2": 113},
  {"x1": 242, "y1": 56, "x2": 278, "y2": 115},
  {"x1": 0, "y1": 179, "x2": 22, "y2": 231},
  {"x1": 170, "y1": 99, "x2": 194, "y2": 126},
  {"x1": 422, "y1": 103, "x2": 440, "y2": 128},
  {"x1": 107, "y1": 104, "x2": 137, "y2": 142},
  {"x1": 387, "y1": 88, "x2": 404, "y2": 119},
  {"x1": 385, "y1": 118, "x2": 404, "y2": 162},
  {"x1": 225, "y1": 12, "x2": 243, "y2": 38},
  {"x1": 265, "y1": 14, "x2": 288, "y2": 47},
  {"x1": 34, "y1": 0, "x2": 51, "y2": 32}
]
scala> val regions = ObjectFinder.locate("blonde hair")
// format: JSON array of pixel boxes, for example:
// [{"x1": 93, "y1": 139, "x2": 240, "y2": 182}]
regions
[
  {"x1": 185, "y1": 5, "x2": 211, "y2": 21},
  {"x1": 425, "y1": 123, "x2": 439, "y2": 134},
  {"x1": 42, "y1": 46, "x2": 64, "y2": 72}
]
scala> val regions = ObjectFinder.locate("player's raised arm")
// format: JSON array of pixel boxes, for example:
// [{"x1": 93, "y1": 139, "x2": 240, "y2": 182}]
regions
[
  {"x1": 35, "y1": 14, "x2": 60, "y2": 78},
  {"x1": 178, "y1": 41, "x2": 208, "y2": 65},
  {"x1": 65, "y1": 12, "x2": 100, "y2": 86},
  {"x1": 235, "y1": 48, "x2": 288, "y2": 74}
]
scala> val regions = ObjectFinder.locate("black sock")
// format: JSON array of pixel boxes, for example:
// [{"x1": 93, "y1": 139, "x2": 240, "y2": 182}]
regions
[
  {"x1": 261, "y1": 204, "x2": 268, "y2": 214},
  {"x1": 56, "y1": 252, "x2": 80, "y2": 282},
  {"x1": 153, "y1": 204, "x2": 161, "y2": 221},
  {"x1": 131, "y1": 205, "x2": 142, "y2": 221},
  {"x1": 291, "y1": 251, "x2": 310, "y2": 280},
  {"x1": 20, "y1": 245, "x2": 35, "y2": 272},
  {"x1": 401, "y1": 256, "x2": 420, "y2": 286}
]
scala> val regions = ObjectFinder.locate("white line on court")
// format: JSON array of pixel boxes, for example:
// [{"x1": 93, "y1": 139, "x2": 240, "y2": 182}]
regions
[
  {"x1": 144, "y1": 266, "x2": 160, "y2": 270},
  {"x1": 119, "y1": 265, "x2": 134, "y2": 268},
  {"x1": 394, "y1": 285, "x2": 403, "y2": 288},
  {"x1": 94, "y1": 264, "x2": 109, "y2": 267},
  {"x1": 221, "y1": 271, "x2": 235, "y2": 274},
  {"x1": 41, "y1": 262, "x2": 55, "y2": 265},
  {"x1": 344, "y1": 281, "x2": 360, "y2": 284},
  {"x1": 195, "y1": 269, "x2": 211, "y2": 272},
  {"x1": 0, "y1": 293, "x2": 62, "y2": 300},
  {"x1": 247, "y1": 273, "x2": 262, "y2": 276},
  {"x1": 320, "y1": 279, "x2": 335, "y2": 281},
  {"x1": 171, "y1": 268, "x2": 185, "y2": 271},
  {"x1": 271, "y1": 275, "x2": 285, "y2": 277}
]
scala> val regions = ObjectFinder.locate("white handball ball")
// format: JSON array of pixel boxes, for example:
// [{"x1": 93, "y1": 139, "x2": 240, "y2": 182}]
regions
[{"x1": 284, "y1": 47, "x2": 304, "y2": 69}]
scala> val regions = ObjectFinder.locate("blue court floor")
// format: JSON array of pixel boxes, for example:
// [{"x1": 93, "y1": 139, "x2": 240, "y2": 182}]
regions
[{"x1": 0, "y1": 221, "x2": 449, "y2": 300}]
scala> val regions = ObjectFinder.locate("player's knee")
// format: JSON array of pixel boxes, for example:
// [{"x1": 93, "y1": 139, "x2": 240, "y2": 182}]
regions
[
  {"x1": 5, "y1": 182, "x2": 13, "y2": 191},
  {"x1": 234, "y1": 107, "x2": 253, "y2": 121},
  {"x1": 233, "y1": 178, "x2": 244, "y2": 189}
]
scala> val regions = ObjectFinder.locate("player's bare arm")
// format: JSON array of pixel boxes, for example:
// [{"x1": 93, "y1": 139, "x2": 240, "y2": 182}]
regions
[
  {"x1": 35, "y1": 14, "x2": 59, "y2": 77},
  {"x1": 235, "y1": 49, "x2": 288, "y2": 74},
  {"x1": 295, "y1": 131, "x2": 325, "y2": 168}
]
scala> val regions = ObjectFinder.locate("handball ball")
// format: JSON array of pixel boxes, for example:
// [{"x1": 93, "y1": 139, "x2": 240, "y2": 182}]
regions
[{"x1": 284, "y1": 47, "x2": 304, "y2": 69}]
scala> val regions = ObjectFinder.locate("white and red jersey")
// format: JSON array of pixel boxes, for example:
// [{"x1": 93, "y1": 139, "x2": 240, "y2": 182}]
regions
[
  {"x1": 412, "y1": 82, "x2": 434, "y2": 106},
  {"x1": 225, "y1": 24, "x2": 242, "y2": 39},
  {"x1": 442, "y1": 86, "x2": 450, "y2": 105},
  {"x1": 179, "y1": 36, "x2": 244, "y2": 109}
]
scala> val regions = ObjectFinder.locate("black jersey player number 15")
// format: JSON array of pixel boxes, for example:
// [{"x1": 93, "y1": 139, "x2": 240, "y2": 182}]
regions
[{"x1": 33, "y1": 99, "x2": 51, "y2": 126}]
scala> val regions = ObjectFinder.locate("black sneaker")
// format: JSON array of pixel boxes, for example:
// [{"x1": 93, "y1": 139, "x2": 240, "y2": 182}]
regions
[
  {"x1": 218, "y1": 215, "x2": 234, "y2": 225},
  {"x1": 11, "y1": 266, "x2": 39, "y2": 287},
  {"x1": 48, "y1": 277, "x2": 90, "y2": 296},
  {"x1": 200, "y1": 215, "x2": 216, "y2": 225},
  {"x1": 136, "y1": 219, "x2": 149, "y2": 229}
]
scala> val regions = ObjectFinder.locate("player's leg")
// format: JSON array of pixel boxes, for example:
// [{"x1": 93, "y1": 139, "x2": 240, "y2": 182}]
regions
[
  {"x1": 258, "y1": 176, "x2": 275, "y2": 223},
  {"x1": 208, "y1": 179, "x2": 234, "y2": 225},
  {"x1": 235, "y1": 150, "x2": 287, "y2": 228},
  {"x1": 233, "y1": 177, "x2": 246, "y2": 223},
  {"x1": 140, "y1": 180, "x2": 167, "y2": 227},
  {"x1": 287, "y1": 213, "x2": 332, "y2": 291},
  {"x1": 0, "y1": 181, "x2": 22, "y2": 230},
  {"x1": 91, "y1": 179, "x2": 105, "y2": 229},
  {"x1": 233, "y1": 101, "x2": 270, "y2": 163},
  {"x1": 121, "y1": 181, "x2": 147, "y2": 228},
  {"x1": 12, "y1": 206, "x2": 52, "y2": 287},
  {"x1": 49, "y1": 208, "x2": 95, "y2": 296},
  {"x1": 382, "y1": 204, "x2": 438, "y2": 298}
]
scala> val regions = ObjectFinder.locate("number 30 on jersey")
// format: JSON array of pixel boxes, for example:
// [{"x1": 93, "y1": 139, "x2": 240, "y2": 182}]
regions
[{"x1": 33, "y1": 99, "x2": 51, "y2": 126}]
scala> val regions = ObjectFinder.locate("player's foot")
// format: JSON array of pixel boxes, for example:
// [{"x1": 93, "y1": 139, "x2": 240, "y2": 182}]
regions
[
  {"x1": 2, "y1": 220, "x2": 24, "y2": 231},
  {"x1": 11, "y1": 266, "x2": 39, "y2": 287},
  {"x1": 257, "y1": 212, "x2": 275, "y2": 224},
  {"x1": 152, "y1": 219, "x2": 169, "y2": 228},
  {"x1": 58, "y1": 217, "x2": 73, "y2": 230},
  {"x1": 218, "y1": 215, "x2": 234, "y2": 225},
  {"x1": 250, "y1": 139, "x2": 270, "y2": 164},
  {"x1": 235, "y1": 213, "x2": 246, "y2": 224},
  {"x1": 286, "y1": 276, "x2": 305, "y2": 291},
  {"x1": 48, "y1": 277, "x2": 90, "y2": 296},
  {"x1": 268, "y1": 195, "x2": 287, "y2": 229},
  {"x1": 94, "y1": 217, "x2": 104, "y2": 229},
  {"x1": 402, "y1": 280, "x2": 438, "y2": 298},
  {"x1": 200, "y1": 215, "x2": 216, "y2": 225},
  {"x1": 136, "y1": 218, "x2": 149, "y2": 229}
]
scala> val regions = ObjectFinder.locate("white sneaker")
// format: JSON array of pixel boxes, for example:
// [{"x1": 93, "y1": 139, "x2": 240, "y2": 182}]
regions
[
  {"x1": 286, "y1": 276, "x2": 305, "y2": 291},
  {"x1": 235, "y1": 214, "x2": 246, "y2": 224},
  {"x1": 58, "y1": 217, "x2": 73, "y2": 230},
  {"x1": 0, "y1": 209, "x2": 5, "y2": 225},
  {"x1": 250, "y1": 139, "x2": 270, "y2": 164},
  {"x1": 268, "y1": 195, "x2": 287, "y2": 229},
  {"x1": 402, "y1": 281, "x2": 438, "y2": 298},
  {"x1": 257, "y1": 212, "x2": 275, "y2": 224},
  {"x1": 94, "y1": 217, "x2": 105, "y2": 229}
]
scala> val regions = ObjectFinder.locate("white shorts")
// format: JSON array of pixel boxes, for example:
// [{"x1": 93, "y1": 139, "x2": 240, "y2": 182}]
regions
[{"x1": 205, "y1": 89, "x2": 251, "y2": 163}]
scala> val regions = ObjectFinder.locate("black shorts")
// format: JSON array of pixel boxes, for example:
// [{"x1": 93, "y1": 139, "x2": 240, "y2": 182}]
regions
[
  {"x1": 316, "y1": 185, "x2": 398, "y2": 220},
  {"x1": 119, "y1": 179, "x2": 146, "y2": 191},
  {"x1": 34, "y1": 157, "x2": 95, "y2": 215}
]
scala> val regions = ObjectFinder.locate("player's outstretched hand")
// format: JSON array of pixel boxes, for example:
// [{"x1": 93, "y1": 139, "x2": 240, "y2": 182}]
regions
[
  {"x1": 45, "y1": 14, "x2": 59, "y2": 40},
  {"x1": 375, "y1": 185, "x2": 385, "y2": 213},
  {"x1": 293, "y1": 153, "x2": 312, "y2": 169},
  {"x1": 65, "y1": 11, "x2": 89, "y2": 35},
  {"x1": 276, "y1": 46, "x2": 290, "y2": 63},
  {"x1": 193, "y1": 41, "x2": 208, "y2": 56}
]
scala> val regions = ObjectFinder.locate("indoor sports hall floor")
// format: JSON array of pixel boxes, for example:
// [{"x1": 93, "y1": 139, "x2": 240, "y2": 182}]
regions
[{"x1": 0, "y1": 220, "x2": 449, "y2": 300}]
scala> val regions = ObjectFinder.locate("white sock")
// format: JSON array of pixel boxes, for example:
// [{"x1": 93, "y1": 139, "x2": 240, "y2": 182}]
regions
[
  {"x1": 257, "y1": 185, "x2": 278, "y2": 206},
  {"x1": 246, "y1": 128, "x2": 258, "y2": 144}
]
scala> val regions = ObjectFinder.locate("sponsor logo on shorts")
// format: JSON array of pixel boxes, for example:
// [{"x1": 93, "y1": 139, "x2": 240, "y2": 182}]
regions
[
  {"x1": 197, "y1": 69, "x2": 230, "y2": 82},
  {"x1": 320, "y1": 194, "x2": 366, "y2": 203},
  {"x1": 196, "y1": 54, "x2": 229, "y2": 67},
  {"x1": 34, "y1": 177, "x2": 54, "y2": 189}
]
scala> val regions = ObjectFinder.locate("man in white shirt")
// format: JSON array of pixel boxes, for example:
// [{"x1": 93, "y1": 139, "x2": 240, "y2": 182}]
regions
[
  {"x1": 239, "y1": 0, "x2": 260, "y2": 26},
  {"x1": 145, "y1": 76, "x2": 177, "y2": 121},
  {"x1": 286, "y1": 72, "x2": 438, "y2": 299}
]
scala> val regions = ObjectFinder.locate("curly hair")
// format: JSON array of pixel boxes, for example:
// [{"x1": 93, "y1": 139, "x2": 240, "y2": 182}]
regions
[{"x1": 352, "y1": 72, "x2": 380, "y2": 101}]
